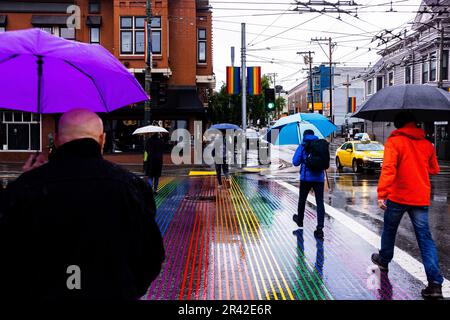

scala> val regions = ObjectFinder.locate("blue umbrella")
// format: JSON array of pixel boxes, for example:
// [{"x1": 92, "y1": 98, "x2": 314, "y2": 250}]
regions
[
  {"x1": 266, "y1": 113, "x2": 337, "y2": 145},
  {"x1": 210, "y1": 123, "x2": 241, "y2": 130}
]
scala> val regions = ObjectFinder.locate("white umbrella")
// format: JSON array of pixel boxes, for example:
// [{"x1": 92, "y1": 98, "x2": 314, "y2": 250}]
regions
[{"x1": 132, "y1": 125, "x2": 169, "y2": 135}]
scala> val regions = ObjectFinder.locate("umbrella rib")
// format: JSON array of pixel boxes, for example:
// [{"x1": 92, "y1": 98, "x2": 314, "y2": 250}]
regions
[
  {"x1": 0, "y1": 54, "x2": 19, "y2": 65},
  {"x1": 62, "y1": 59, "x2": 109, "y2": 112}
]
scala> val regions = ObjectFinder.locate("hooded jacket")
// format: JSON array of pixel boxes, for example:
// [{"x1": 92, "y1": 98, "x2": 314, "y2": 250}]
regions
[
  {"x1": 292, "y1": 134, "x2": 325, "y2": 182},
  {"x1": 378, "y1": 123, "x2": 439, "y2": 206}
]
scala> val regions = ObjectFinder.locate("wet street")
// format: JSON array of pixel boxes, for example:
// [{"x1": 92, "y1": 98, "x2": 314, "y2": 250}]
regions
[
  {"x1": 263, "y1": 141, "x2": 450, "y2": 281},
  {"x1": 2, "y1": 144, "x2": 450, "y2": 300},
  {"x1": 144, "y1": 173, "x2": 445, "y2": 300}
]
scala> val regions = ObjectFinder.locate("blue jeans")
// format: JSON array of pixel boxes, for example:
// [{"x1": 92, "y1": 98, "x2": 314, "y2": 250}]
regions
[{"x1": 380, "y1": 200, "x2": 443, "y2": 285}]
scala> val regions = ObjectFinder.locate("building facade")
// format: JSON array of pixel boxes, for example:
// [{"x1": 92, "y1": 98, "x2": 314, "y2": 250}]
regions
[
  {"x1": 286, "y1": 79, "x2": 308, "y2": 115},
  {"x1": 0, "y1": 0, "x2": 215, "y2": 161},
  {"x1": 359, "y1": 0, "x2": 450, "y2": 158}
]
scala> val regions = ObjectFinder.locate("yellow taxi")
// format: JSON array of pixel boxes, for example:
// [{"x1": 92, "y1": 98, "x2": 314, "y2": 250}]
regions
[{"x1": 335, "y1": 139, "x2": 384, "y2": 173}]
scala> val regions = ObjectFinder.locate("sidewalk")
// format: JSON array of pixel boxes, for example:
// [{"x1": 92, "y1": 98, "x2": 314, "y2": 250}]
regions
[{"x1": 144, "y1": 173, "x2": 447, "y2": 300}]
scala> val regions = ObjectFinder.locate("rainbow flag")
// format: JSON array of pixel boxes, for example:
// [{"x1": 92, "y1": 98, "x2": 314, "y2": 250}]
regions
[
  {"x1": 226, "y1": 67, "x2": 240, "y2": 95},
  {"x1": 247, "y1": 66, "x2": 261, "y2": 95},
  {"x1": 348, "y1": 96, "x2": 356, "y2": 113}
]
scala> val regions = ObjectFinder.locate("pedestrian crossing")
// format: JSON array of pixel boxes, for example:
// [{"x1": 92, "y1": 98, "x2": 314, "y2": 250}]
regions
[{"x1": 144, "y1": 175, "x2": 425, "y2": 300}]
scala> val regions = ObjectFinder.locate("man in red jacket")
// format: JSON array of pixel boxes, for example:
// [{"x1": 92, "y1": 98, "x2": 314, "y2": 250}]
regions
[{"x1": 371, "y1": 112, "x2": 444, "y2": 299}]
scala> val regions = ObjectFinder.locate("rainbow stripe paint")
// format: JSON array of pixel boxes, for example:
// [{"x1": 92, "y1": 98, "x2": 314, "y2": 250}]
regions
[
  {"x1": 247, "y1": 66, "x2": 262, "y2": 95},
  {"x1": 226, "y1": 67, "x2": 241, "y2": 95},
  {"x1": 143, "y1": 175, "x2": 425, "y2": 300}
]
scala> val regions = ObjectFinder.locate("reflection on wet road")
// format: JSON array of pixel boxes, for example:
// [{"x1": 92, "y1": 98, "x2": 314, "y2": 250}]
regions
[
  {"x1": 264, "y1": 144, "x2": 450, "y2": 280},
  {"x1": 145, "y1": 175, "x2": 426, "y2": 300}
]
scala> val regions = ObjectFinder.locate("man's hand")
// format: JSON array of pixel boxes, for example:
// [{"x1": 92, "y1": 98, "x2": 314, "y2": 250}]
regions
[
  {"x1": 22, "y1": 153, "x2": 47, "y2": 173},
  {"x1": 378, "y1": 199, "x2": 387, "y2": 210}
]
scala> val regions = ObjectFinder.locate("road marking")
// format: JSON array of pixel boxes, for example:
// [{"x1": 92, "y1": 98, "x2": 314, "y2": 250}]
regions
[{"x1": 274, "y1": 180, "x2": 450, "y2": 298}]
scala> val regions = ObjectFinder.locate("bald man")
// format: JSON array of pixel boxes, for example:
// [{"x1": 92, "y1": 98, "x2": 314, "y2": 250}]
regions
[{"x1": 0, "y1": 109, "x2": 165, "y2": 300}]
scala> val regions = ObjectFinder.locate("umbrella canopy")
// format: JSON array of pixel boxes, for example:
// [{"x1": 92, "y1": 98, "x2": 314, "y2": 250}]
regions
[
  {"x1": 0, "y1": 28, "x2": 148, "y2": 114},
  {"x1": 266, "y1": 113, "x2": 337, "y2": 145},
  {"x1": 132, "y1": 125, "x2": 169, "y2": 135},
  {"x1": 352, "y1": 84, "x2": 450, "y2": 121},
  {"x1": 210, "y1": 123, "x2": 241, "y2": 130}
]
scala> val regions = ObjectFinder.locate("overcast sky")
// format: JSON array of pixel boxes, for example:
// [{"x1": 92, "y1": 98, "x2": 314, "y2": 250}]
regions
[{"x1": 211, "y1": 0, "x2": 423, "y2": 91}]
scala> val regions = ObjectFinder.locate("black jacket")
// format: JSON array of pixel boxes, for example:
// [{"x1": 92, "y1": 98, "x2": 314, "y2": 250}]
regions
[
  {"x1": 144, "y1": 136, "x2": 164, "y2": 177},
  {"x1": 0, "y1": 138, "x2": 165, "y2": 300}
]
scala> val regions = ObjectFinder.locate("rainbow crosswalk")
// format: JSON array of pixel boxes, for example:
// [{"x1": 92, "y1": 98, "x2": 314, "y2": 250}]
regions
[{"x1": 145, "y1": 175, "x2": 425, "y2": 300}]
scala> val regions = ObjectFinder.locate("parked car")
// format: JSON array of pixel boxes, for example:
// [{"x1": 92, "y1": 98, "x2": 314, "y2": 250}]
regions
[{"x1": 335, "y1": 140, "x2": 384, "y2": 173}]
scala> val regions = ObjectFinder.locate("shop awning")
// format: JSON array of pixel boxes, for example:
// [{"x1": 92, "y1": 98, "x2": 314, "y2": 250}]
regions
[
  {"x1": 86, "y1": 16, "x2": 102, "y2": 27},
  {"x1": 163, "y1": 87, "x2": 204, "y2": 113},
  {"x1": 31, "y1": 15, "x2": 70, "y2": 26}
]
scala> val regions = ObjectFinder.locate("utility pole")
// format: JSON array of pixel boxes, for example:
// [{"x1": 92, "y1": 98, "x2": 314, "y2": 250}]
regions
[
  {"x1": 343, "y1": 74, "x2": 351, "y2": 133},
  {"x1": 298, "y1": 51, "x2": 315, "y2": 112},
  {"x1": 144, "y1": 0, "x2": 152, "y2": 125},
  {"x1": 311, "y1": 37, "x2": 335, "y2": 119},
  {"x1": 241, "y1": 23, "x2": 247, "y2": 131}
]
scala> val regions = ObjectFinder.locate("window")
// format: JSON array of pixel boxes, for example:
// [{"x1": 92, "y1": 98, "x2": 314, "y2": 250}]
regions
[
  {"x1": 430, "y1": 52, "x2": 437, "y2": 82},
  {"x1": 314, "y1": 75, "x2": 320, "y2": 86},
  {"x1": 0, "y1": 112, "x2": 41, "y2": 151},
  {"x1": 120, "y1": 16, "x2": 146, "y2": 55},
  {"x1": 405, "y1": 66, "x2": 412, "y2": 84},
  {"x1": 443, "y1": 50, "x2": 449, "y2": 81},
  {"x1": 355, "y1": 143, "x2": 384, "y2": 151},
  {"x1": 367, "y1": 79, "x2": 373, "y2": 95},
  {"x1": 376, "y1": 76, "x2": 383, "y2": 91},
  {"x1": 90, "y1": 27, "x2": 100, "y2": 44},
  {"x1": 422, "y1": 57, "x2": 429, "y2": 83},
  {"x1": 60, "y1": 27, "x2": 75, "y2": 40},
  {"x1": 388, "y1": 72, "x2": 394, "y2": 86},
  {"x1": 40, "y1": 27, "x2": 53, "y2": 34},
  {"x1": 197, "y1": 28, "x2": 206, "y2": 63},
  {"x1": 151, "y1": 17, "x2": 162, "y2": 54},
  {"x1": 89, "y1": 1, "x2": 100, "y2": 13}
]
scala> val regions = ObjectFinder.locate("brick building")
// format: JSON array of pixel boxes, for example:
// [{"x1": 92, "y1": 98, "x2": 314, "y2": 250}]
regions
[
  {"x1": 286, "y1": 80, "x2": 308, "y2": 115},
  {"x1": 0, "y1": 0, "x2": 215, "y2": 161}
]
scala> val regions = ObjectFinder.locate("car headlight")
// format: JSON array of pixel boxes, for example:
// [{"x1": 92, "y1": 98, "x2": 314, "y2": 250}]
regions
[{"x1": 363, "y1": 156, "x2": 371, "y2": 161}]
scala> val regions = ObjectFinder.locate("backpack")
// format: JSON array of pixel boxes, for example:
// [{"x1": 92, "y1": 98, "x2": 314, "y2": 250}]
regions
[{"x1": 304, "y1": 139, "x2": 330, "y2": 171}]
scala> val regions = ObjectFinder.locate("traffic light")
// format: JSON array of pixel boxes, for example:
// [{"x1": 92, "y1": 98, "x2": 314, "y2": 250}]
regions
[
  {"x1": 158, "y1": 83, "x2": 167, "y2": 106},
  {"x1": 265, "y1": 88, "x2": 276, "y2": 112}
]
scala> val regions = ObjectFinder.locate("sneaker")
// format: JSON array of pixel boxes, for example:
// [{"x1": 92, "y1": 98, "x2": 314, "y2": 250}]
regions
[
  {"x1": 371, "y1": 253, "x2": 389, "y2": 273},
  {"x1": 314, "y1": 229, "x2": 324, "y2": 239},
  {"x1": 292, "y1": 215, "x2": 303, "y2": 228},
  {"x1": 421, "y1": 283, "x2": 443, "y2": 300}
]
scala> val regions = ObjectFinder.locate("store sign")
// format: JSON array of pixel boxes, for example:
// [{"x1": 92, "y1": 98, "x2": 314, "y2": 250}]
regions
[{"x1": 434, "y1": 121, "x2": 448, "y2": 125}]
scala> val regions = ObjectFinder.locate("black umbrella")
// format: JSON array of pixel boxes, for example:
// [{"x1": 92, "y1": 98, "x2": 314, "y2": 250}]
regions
[{"x1": 352, "y1": 84, "x2": 450, "y2": 122}]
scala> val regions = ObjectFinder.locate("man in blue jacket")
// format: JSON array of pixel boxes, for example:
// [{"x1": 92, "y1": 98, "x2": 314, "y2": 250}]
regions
[{"x1": 292, "y1": 129, "x2": 326, "y2": 239}]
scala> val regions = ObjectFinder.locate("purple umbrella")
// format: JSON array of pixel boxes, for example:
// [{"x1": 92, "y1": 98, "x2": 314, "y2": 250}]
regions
[{"x1": 0, "y1": 28, "x2": 148, "y2": 113}]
